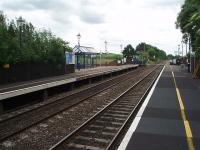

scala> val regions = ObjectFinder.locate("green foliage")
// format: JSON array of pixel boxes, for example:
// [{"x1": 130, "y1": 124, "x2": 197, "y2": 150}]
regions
[
  {"x1": 135, "y1": 42, "x2": 167, "y2": 61},
  {"x1": 122, "y1": 44, "x2": 135, "y2": 59},
  {"x1": 148, "y1": 48, "x2": 156, "y2": 59},
  {"x1": 96, "y1": 53, "x2": 122, "y2": 65},
  {"x1": 157, "y1": 50, "x2": 167, "y2": 60},
  {"x1": 137, "y1": 51, "x2": 149, "y2": 64},
  {"x1": 135, "y1": 42, "x2": 146, "y2": 51},
  {"x1": 167, "y1": 54, "x2": 174, "y2": 60},
  {"x1": 121, "y1": 42, "x2": 166, "y2": 63},
  {"x1": 0, "y1": 11, "x2": 72, "y2": 65},
  {"x1": 100, "y1": 53, "x2": 122, "y2": 60},
  {"x1": 176, "y1": 0, "x2": 200, "y2": 58}
]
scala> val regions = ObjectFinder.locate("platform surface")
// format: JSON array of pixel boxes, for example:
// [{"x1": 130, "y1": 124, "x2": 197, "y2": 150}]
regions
[
  {"x1": 119, "y1": 63, "x2": 200, "y2": 150},
  {"x1": 0, "y1": 65, "x2": 138, "y2": 100}
]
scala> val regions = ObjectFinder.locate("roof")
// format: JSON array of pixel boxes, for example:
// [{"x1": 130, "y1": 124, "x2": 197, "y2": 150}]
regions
[{"x1": 73, "y1": 45, "x2": 99, "y2": 54}]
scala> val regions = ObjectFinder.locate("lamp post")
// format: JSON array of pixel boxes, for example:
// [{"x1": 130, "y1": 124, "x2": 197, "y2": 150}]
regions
[
  {"x1": 104, "y1": 40, "x2": 108, "y2": 65},
  {"x1": 77, "y1": 33, "x2": 81, "y2": 47},
  {"x1": 178, "y1": 44, "x2": 180, "y2": 57},
  {"x1": 120, "y1": 44, "x2": 123, "y2": 64},
  {"x1": 17, "y1": 17, "x2": 25, "y2": 49},
  {"x1": 104, "y1": 40, "x2": 108, "y2": 53},
  {"x1": 181, "y1": 40, "x2": 184, "y2": 62},
  {"x1": 100, "y1": 49, "x2": 102, "y2": 67},
  {"x1": 120, "y1": 44, "x2": 123, "y2": 53},
  {"x1": 142, "y1": 44, "x2": 146, "y2": 65},
  {"x1": 184, "y1": 38, "x2": 188, "y2": 63},
  {"x1": 189, "y1": 37, "x2": 191, "y2": 72},
  {"x1": 77, "y1": 33, "x2": 81, "y2": 70},
  {"x1": 129, "y1": 47, "x2": 131, "y2": 63}
]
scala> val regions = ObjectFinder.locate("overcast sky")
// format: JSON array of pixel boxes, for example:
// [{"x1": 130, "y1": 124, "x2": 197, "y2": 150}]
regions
[{"x1": 0, "y1": 0, "x2": 184, "y2": 54}]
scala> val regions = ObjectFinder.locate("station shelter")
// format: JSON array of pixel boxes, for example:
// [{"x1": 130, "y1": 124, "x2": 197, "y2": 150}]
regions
[{"x1": 73, "y1": 45, "x2": 98, "y2": 69}]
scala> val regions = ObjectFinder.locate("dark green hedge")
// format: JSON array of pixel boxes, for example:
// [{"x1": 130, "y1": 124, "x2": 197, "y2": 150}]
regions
[{"x1": 0, "y1": 11, "x2": 72, "y2": 66}]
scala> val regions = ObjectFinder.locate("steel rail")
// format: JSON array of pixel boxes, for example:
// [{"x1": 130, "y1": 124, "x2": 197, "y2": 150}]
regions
[
  {"x1": 0, "y1": 66, "x2": 142, "y2": 123},
  {"x1": 49, "y1": 65, "x2": 163, "y2": 150},
  {"x1": 106, "y1": 65, "x2": 163, "y2": 150},
  {"x1": 0, "y1": 66, "x2": 147, "y2": 142}
]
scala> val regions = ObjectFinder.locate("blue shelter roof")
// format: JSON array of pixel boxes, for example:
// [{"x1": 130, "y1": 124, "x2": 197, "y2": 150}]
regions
[{"x1": 73, "y1": 45, "x2": 99, "y2": 54}]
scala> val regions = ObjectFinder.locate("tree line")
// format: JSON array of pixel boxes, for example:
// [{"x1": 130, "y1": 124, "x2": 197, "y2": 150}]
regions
[
  {"x1": 122, "y1": 43, "x2": 167, "y2": 62},
  {"x1": 0, "y1": 11, "x2": 72, "y2": 66},
  {"x1": 176, "y1": 0, "x2": 200, "y2": 58},
  {"x1": 0, "y1": 11, "x2": 167, "y2": 67}
]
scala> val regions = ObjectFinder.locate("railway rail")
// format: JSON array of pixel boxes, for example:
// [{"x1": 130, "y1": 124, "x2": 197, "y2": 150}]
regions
[
  {"x1": 0, "y1": 65, "x2": 162, "y2": 150},
  {"x1": 0, "y1": 66, "x2": 148, "y2": 142},
  {"x1": 50, "y1": 65, "x2": 163, "y2": 150}
]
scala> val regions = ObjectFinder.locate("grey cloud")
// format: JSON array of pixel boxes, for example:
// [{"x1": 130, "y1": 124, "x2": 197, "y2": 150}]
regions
[
  {"x1": 1, "y1": 0, "x2": 105, "y2": 24},
  {"x1": 79, "y1": 10, "x2": 105, "y2": 24},
  {"x1": 78, "y1": 3, "x2": 105, "y2": 24},
  {"x1": 143, "y1": 0, "x2": 183, "y2": 8},
  {"x1": 80, "y1": 0, "x2": 108, "y2": 7},
  {"x1": 1, "y1": 0, "x2": 71, "y2": 11},
  {"x1": 1, "y1": 0, "x2": 76, "y2": 26},
  {"x1": 154, "y1": 0, "x2": 182, "y2": 7}
]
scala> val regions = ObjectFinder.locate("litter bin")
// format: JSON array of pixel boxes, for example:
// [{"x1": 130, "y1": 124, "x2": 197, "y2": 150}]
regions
[{"x1": 187, "y1": 63, "x2": 190, "y2": 73}]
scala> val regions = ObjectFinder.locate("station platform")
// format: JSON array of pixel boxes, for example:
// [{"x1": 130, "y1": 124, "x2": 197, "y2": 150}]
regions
[
  {"x1": 118, "y1": 64, "x2": 200, "y2": 150},
  {"x1": 0, "y1": 65, "x2": 138, "y2": 101}
]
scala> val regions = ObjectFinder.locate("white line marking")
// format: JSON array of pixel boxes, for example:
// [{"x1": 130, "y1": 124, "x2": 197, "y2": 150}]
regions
[
  {"x1": 0, "y1": 78, "x2": 76, "y2": 100},
  {"x1": 117, "y1": 65, "x2": 165, "y2": 150},
  {"x1": 0, "y1": 65, "x2": 138, "y2": 101}
]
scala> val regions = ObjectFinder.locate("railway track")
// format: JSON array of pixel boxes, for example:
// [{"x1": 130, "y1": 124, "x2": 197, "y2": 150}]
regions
[
  {"x1": 50, "y1": 65, "x2": 163, "y2": 150},
  {"x1": 0, "y1": 66, "x2": 152, "y2": 142}
]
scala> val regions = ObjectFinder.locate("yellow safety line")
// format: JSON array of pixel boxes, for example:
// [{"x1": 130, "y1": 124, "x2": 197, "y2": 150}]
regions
[{"x1": 171, "y1": 67, "x2": 195, "y2": 150}]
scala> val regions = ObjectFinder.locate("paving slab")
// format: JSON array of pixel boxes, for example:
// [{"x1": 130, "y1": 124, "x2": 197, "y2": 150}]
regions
[{"x1": 119, "y1": 63, "x2": 200, "y2": 150}]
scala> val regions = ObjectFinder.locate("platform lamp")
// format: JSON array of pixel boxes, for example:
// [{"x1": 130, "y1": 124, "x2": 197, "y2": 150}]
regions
[
  {"x1": 100, "y1": 49, "x2": 102, "y2": 67},
  {"x1": 120, "y1": 44, "x2": 124, "y2": 64},
  {"x1": 104, "y1": 40, "x2": 108, "y2": 65},
  {"x1": 104, "y1": 40, "x2": 108, "y2": 53},
  {"x1": 17, "y1": 17, "x2": 25, "y2": 49},
  {"x1": 120, "y1": 44, "x2": 123, "y2": 58},
  {"x1": 120, "y1": 44, "x2": 123, "y2": 53},
  {"x1": 178, "y1": 44, "x2": 180, "y2": 57},
  {"x1": 77, "y1": 33, "x2": 81, "y2": 70},
  {"x1": 181, "y1": 40, "x2": 184, "y2": 62}
]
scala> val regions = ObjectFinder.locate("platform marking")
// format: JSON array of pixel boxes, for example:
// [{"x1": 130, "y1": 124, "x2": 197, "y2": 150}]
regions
[
  {"x1": 0, "y1": 78, "x2": 76, "y2": 100},
  {"x1": 0, "y1": 65, "x2": 138, "y2": 101},
  {"x1": 117, "y1": 65, "x2": 165, "y2": 150},
  {"x1": 171, "y1": 70, "x2": 195, "y2": 150}
]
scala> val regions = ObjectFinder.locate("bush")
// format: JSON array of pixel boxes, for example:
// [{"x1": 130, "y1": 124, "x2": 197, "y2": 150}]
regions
[{"x1": 0, "y1": 11, "x2": 72, "y2": 66}]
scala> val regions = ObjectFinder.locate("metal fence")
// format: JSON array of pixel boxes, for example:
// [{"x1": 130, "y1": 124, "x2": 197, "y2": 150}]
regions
[{"x1": 0, "y1": 62, "x2": 65, "y2": 85}]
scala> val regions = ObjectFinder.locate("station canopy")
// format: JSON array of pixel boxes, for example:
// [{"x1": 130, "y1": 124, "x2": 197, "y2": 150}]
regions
[{"x1": 73, "y1": 45, "x2": 99, "y2": 54}]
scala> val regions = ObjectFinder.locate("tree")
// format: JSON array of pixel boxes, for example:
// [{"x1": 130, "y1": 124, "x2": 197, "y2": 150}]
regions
[
  {"x1": 135, "y1": 42, "x2": 166, "y2": 61},
  {"x1": 148, "y1": 48, "x2": 156, "y2": 60},
  {"x1": 157, "y1": 50, "x2": 167, "y2": 60},
  {"x1": 135, "y1": 42, "x2": 147, "y2": 52},
  {"x1": 176, "y1": 0, "x2": 200, "y2": 58},
  {"x1": 0, "y1": 11, "x2": 72, "y2": 65},
  {"x1": 122, "y1": 44, "x2": 135, "y2": 59},
  {"x1": 137, "y1": 51, "x2": 149, "y2": 64},
  {"x1": 0, "y1": 12, "x2": 11, "y2": 65},
  {"x1": 167, "y1": 54, "x2": 174, "y2": 60}
]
